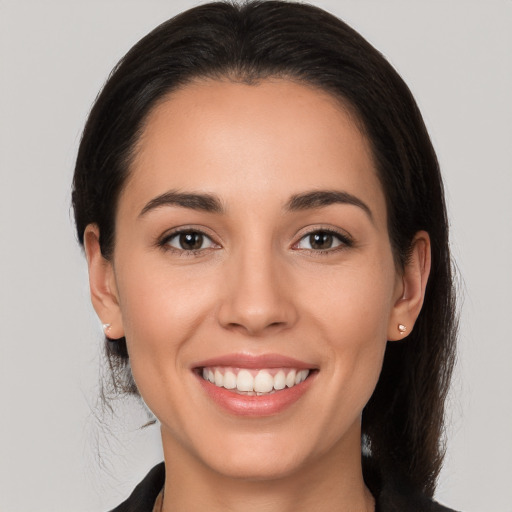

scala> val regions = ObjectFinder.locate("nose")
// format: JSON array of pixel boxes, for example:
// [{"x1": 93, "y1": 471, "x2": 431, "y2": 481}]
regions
[{"x1": 217, "y1": 247, "x2": 298, "y2": 337}]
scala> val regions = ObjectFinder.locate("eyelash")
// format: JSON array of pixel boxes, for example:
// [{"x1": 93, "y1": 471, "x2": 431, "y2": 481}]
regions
[
  {"x1": 157, "y1": 227, "x2": 353, "y2": 256},
  {"x1": 158, "y1": 228, "x2": 219, "y2": 257},
  {"x1": 293, "y1": 228, "x2": 353, "y2": 255}
]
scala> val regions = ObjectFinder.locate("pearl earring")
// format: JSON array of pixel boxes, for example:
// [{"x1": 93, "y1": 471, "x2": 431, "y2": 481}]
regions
[
  {"x1": 398, "y1": 324, "x2": 407, "y2": 334},
  {"x1": 102, "y1": 323, "x2": 112, "y2": 334}
]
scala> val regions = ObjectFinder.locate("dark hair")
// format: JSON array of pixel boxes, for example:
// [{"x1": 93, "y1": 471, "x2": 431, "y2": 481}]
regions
[{"x1": 72, "y1": 0, "x2": 457, "y2": 498}]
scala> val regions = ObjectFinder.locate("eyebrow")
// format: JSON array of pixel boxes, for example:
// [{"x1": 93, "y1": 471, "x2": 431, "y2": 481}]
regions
[
  {"x1": 139, "y1": 190, "x2": 224, "y2": 217},
  {"x1": 138, "y1": 188, "x2": 372, "y2": 220},
  {"x1": 285, "y1": 190, "x2": 373, "y2": 220}
]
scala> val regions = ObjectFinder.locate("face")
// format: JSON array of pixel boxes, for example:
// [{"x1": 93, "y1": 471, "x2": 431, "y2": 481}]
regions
[{"x1": 93, "y1": 79, "x2": 408, "y2": 480}]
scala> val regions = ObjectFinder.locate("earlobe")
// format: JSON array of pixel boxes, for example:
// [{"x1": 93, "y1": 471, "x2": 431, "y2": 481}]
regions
[
  {"x1": 84, "y1": 224, "x2": 124, "y2": 339},
  {"x1": 387, "y1": 231, "x2": 431, "y2": 341}
]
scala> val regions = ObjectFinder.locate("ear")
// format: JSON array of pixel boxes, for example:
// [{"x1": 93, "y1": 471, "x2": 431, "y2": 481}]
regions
[
  {"x1": 387, "y1": 231, "x2": 431, "y2": 341},
  {"x1": 84, "y1": 224, "x2": 125, "y2": 339}
]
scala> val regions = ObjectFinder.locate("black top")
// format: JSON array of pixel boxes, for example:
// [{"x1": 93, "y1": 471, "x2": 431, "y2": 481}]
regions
[{"x1": 109, "y1": 462, "x2": 459, "y2": 512}]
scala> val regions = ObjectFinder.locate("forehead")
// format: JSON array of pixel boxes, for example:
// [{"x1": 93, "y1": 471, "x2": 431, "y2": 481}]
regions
[{"x1": 122, "y1": 79, "x2": 386, "y2": 223}]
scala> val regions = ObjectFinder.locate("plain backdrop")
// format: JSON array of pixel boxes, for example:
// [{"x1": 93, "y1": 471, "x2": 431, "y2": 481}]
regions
[{"x1": 1, "y1": 1, "x2": 511, "y2": 511}]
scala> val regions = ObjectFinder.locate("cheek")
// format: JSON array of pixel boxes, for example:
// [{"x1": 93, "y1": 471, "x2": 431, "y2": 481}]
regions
[
  {"x1": 113, "y1": 255, "x2": 218, "y2": 380},
  {"x1": 301, "y1": 256, "x2": 395, "y2": 402},
  {"x1": 303, "y1": 256, "x2": 396, "y2": 341},
  {"x1": 113, "y1": 265, "x2": 214, "y2": 428}
]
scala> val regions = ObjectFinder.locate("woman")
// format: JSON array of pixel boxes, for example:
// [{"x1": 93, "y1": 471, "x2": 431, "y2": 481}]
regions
[{"x1": 72, "y1": 1, "x2": 458, "y2": 510}]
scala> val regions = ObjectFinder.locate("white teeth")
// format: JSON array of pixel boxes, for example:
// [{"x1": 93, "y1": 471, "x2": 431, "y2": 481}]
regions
[
  {"x1": 254, "y1": 370, "x2": 274, "y2": 393},
  {"x1": 274, "y1": 370, "x2": 286, "y2": 390},
  {"x1": 223, "y1": 370, "x2": 237, "y2": 389},
  {"x1": 295, "y1": 369, "x2": 308, "y2": 385},
  {"x1": 214, "y1": 369, "x2": 224, "y2": 387},
  {"x1": 202, "y1": 367, "x2": 311, "y2": 393},
  {"x1": 286, "y1": 370, "x2": 296, "y2": 388},
  {"x1": 236, "y1": 369, "x2": 254, "y2": 392}
]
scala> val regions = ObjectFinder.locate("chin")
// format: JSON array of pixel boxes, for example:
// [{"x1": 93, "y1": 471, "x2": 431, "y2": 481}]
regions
[
  {"x1": 189, "y1": 427, "x2": 322, "y2": 482},
  {"x1": 208, "y1": 451, "x2": 307, "y2": 482}
]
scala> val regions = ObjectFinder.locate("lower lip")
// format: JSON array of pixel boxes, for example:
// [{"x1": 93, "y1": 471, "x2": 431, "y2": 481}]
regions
[{"x1": 196, "y1": 372, "x2": 316, "y2": 416}]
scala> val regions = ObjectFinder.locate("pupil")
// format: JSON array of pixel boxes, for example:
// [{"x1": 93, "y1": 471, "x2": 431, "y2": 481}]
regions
[
  {"x1": 310, "y1": 232, "x2": 332, "y2": 250},
  {"x1": 179, "y1": 232, "x2": 203, "y2": 250}
]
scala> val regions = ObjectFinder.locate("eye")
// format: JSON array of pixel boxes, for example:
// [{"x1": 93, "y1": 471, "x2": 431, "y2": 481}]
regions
[
  {"x1": 295, "y1": 230, "x2": 350, "y2": 251},
  {"x1": 164, "y1": 230, "x2": 217, "y2": 252}
]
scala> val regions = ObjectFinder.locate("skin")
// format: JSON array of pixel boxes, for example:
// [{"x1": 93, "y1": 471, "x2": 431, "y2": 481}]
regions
[{"x1": 85, "y1": 79, "x2": 430, "y2": 512}]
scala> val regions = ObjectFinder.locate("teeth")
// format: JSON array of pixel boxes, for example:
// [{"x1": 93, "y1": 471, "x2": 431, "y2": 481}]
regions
[
  {"x1": 254, "y1": 370, "x2": 274, "y2": 393},
  {"x1": 223, "y1": 370, "x2": 237, "y2": 389},
  {"x1": 298, "y1": 369, "x2": 308, "y2": 383},
  {"x1": 295, "y1": 369, "x2": 308, "y2": 385},
  {"x1": 214, "y1": 369, "x2": 224, "y2": 387},
  {"x1": 202, "y1": 367, "x2": 310, "y2": 394},
  {"x1": 286, "y1": 370, "x2": 296, "y2": 388},
  {"x1": 236, "y1": 369, "x2": 254, "y2": 392},
  {"x1": 274, "y1": 370, "x2": 286, "y2": 390}
]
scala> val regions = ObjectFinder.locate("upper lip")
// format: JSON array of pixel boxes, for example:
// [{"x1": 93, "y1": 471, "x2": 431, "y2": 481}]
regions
[{"x1": 193, "y1": 353, "x2": 316, "y2": 370}]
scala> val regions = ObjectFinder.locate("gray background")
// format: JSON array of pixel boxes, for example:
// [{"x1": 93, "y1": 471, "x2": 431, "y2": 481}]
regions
[{"x1": 1, "y1": 1, "x2": 511, "y2": 511}]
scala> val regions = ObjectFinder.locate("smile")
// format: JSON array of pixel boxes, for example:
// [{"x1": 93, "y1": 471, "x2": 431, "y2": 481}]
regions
[
  {"x1": 201, "y1": 367, "x2": 310, "y2": 395},
  {"x1": 193, "y1": 354, "x2": 317, "y2": 416}
]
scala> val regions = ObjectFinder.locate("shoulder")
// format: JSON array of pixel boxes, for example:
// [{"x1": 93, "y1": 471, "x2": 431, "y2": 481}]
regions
[
  {"x1": 108, "y1": 463, "x2": 165, "y2": 512},
  {"x1": 376, "y1": 487, "x2": 460, "y2": 512},
  {"x1": 371, "y1": 471, "x2": 460, "y2": 512},
  {"x1": 364, "y1": 457, "x2": 460, "y2": 512}
]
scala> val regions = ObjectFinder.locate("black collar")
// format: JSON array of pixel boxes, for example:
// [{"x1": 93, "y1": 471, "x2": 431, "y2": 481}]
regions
[{"x1": 109, "y1": 461, "x2": 458, "y2": 512}]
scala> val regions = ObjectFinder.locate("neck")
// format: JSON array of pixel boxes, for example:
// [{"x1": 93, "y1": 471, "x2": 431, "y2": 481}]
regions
[{"x1": 160, "y1": 424, "x2": 374, "y2": 512}]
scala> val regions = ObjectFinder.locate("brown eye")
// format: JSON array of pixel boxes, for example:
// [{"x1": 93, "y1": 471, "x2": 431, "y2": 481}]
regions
[
  {"x1": 179, "y1": 232, "x2": 204, "y2": 250},
  {"x1": 165, "y1": 231, "x2": 216, "y2": 252},
  {"x1": 295, "y1": 230, "x2": 348, "y2": 251},
  {"x1": 309, "y1": 232, "x2": 334, "y2": 250}
]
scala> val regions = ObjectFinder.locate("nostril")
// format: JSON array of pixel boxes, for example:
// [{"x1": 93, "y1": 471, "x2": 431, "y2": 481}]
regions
[
  {"x1": 224, "y1": 320, "x2": 286, "y2": 337},
  {"x1": 219, "y1": 304, "x2": 297, "y2": 334},
  {"x1": 263, "y1": 321, "x2": 286, "y2": 330}
]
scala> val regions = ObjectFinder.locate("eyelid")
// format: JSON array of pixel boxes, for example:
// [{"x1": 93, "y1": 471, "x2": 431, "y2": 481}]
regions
[
  {"x1": 157, "y1": 225, "x2": 222, "y2": 252},
  {"x1": 291, "y1": 226, "x2": 354, "y2": 252},
  {"x1": 155, "y1": 224, "x2": 353, "y2": 255}
]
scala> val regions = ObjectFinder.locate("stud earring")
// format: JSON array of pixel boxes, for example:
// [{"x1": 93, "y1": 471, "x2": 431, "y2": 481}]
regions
[
  {"x1": 398, "y1": 324, "x2": 407, "y2": 334},
  {"x1": 102, "y1": 323, "x2": 112, "y2": 334}
]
